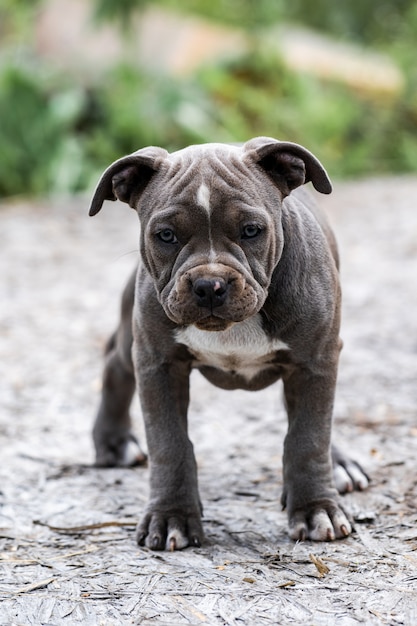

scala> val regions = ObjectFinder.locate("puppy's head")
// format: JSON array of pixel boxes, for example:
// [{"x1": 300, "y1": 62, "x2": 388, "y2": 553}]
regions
[{"x1": 89, "y1": 137, "x2": 331, "y2": 330}]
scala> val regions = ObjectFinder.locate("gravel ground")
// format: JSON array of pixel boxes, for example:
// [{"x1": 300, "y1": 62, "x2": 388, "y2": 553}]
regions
[{"x1": 1, "y1": 177, "x2": 417, "y2": 625}]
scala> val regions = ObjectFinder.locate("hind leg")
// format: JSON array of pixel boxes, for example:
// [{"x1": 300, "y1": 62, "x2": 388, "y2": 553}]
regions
[
  {"x1": 93, "y1": 271, "x2": 146, "y2": 467},
  {"x1": 331, "y1": 444, "x2": 369, "y2": 494}
]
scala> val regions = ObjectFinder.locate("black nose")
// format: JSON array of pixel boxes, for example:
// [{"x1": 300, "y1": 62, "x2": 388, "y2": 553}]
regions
[{"x1": 193, "y1": 277, "x2": 228, "y2": 309}]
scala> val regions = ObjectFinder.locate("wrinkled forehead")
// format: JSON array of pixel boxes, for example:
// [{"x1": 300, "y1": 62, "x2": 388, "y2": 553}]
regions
[{"x1": 152, "y1": 143, "x2": 262, "y2": 207}]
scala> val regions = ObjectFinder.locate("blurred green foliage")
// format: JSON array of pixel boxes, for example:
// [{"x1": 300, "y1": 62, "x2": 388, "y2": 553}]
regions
[{"x1": 0, "y1": 0, "x2": 417, "y2": 198}]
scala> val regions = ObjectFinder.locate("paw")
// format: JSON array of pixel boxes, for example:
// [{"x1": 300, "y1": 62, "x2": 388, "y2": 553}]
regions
[
  {"x1": 136, "y1": 508, "x2": 204, "y2": 551},
  {"x1": 331, "y1": 445, "x2": 369, "y2": 494},
  {"x1": 94, "y1": 432, "x2": 147, "y2": 468},
  {"x1": 289, "y1": 501, "x2": 352, "y2": 542}
]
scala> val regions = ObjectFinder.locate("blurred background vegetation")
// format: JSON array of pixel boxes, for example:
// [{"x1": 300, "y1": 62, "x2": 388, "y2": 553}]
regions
[{"x1": 1, "y1": 0, "x2": 416, "y2": 198}]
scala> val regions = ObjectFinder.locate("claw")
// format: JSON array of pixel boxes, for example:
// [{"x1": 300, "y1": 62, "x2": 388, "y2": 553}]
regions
[
  {"x1": 340, "y1": 524, "x2": 350, "y2": 537},
  {"x1": 169, "y1": 537, "x2": 177, "y2": 552}
]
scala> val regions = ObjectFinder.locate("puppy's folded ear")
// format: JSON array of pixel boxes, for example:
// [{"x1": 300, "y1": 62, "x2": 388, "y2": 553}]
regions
[
  {"x1": 89, "y1": 146, "x2": 168, "y2": 216},
  {"x1": 244, "y1": 136, "x2": 332, "y2": 197}
]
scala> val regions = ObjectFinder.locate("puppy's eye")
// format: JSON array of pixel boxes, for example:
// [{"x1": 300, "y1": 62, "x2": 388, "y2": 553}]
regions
[
  {"x1": 242, "y1": 224, "x2": 261, "y2": 239},
  {"x1": 157, "y1": 228, "x2": 178, "y2": 244}
]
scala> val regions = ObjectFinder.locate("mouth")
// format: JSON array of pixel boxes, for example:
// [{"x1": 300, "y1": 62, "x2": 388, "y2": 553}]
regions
[{"x1": 194, "y1": 316, "x2": 234, "y2": 332}]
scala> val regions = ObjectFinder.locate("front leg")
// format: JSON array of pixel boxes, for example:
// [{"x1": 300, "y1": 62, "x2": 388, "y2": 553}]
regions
[
  {"x1": 134, "y1": 334, "x2": 203, "y2": 551},
  {"x1": 282, "y1": 364, "x2": 352, "y2": 541}
]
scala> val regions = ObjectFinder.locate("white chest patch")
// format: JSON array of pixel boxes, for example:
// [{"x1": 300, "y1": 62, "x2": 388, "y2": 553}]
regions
[{"x1": 175, "y1": 314, "x2": 289, "y2": 382}]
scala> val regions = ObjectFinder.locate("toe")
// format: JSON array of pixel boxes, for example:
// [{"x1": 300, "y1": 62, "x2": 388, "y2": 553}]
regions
[
  {"x1": 122, "y1": 437, "x2": 147, "y2": 467},
  {"x1": 333, "y1": 465, "x2": 354, "y2": 494},
  {"x1": 309, "y1": 510, "x2": 336, "y2": 541},
  {"x1": 289, "y1": 511, "x2": 308, "y2": 541},
  {"x1": 166, "y1": 527, "x2": 189, "y2": 551},
  {"x1": 345, "y1": 463, "x2": 369, "y2": 491},
  {"x1": 331, "y1": 509, "x2": 352, "y2": 539}
]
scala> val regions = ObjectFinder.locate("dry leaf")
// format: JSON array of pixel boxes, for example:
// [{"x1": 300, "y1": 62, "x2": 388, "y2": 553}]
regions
[{"x1": 310, "y1": 553, "x2": 330, "y2": 577}]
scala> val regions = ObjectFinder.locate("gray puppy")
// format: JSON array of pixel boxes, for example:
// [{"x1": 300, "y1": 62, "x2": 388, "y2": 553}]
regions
[{"x1": 89, "y1": 137, "x2": 368, "y2": 550}]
